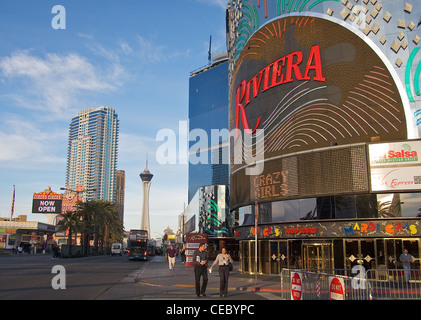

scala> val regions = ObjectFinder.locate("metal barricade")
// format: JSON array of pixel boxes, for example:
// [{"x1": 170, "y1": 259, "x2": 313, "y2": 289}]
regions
[
  {"x1": 367, "y1": 269, "x2": 421, "y2": 300},
  {"x1": 280, "y1": 268, "x2": 371, "y2": 300},
  {"x1": 281, "y1": 268, "x2": 421, "y2": 300}
]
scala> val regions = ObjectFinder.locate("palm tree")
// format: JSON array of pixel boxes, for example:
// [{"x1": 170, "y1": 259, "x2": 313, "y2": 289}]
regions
[
  {"x1": 77, "y1": 200, "x2": 99, "y2": 256},
  {"x1": 77, "y1": 199, "x2": 124, "y2": 256},
  {"x1": 57, "y1": 210, "x2": 82, "y2": 256},
  {"x1": 99, "y1": 201, "x2": 123, "y2": 254}
]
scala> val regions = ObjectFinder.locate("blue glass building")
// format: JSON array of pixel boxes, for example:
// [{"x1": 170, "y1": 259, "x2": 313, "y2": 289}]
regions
[
  {"x1": 186, "y1": 52, "x2": 237, "y2": 258},
  {"x1": 188, "y1": 53, "x2": 230, "y2": 203}
]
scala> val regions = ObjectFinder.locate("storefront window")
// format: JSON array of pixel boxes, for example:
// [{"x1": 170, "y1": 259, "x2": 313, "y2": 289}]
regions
[
  {"x1": 377, "y1": 193, "x2": 421, "y2": 219},
  {"x1": 403, "y1": 240, "x2": 420, "y2": 270},
  {"x1": 240, "y1": 241, "x2": 250, "y2": 273},
  {"x1": 386, "y1": 239, "x2": 397, "y2": 269},
  {"x1": 270, "y1": 242, "x2": 279, "y2": 274},
  {"x1": 259, "y1": 202, "x2": 273, "y2": 224},
  {"x1": 250, "y1": 241, "x2": 256, "y2": 274},
  {"x1": 260, "y1": 241, "x2": 270, "y2": 274},
  {"x1": 234, "y1": 192, "x2": 421, "y2": 225},
  {"x1": 284, "y1": 200, "x2": 300, "y2": 221},
  {"x1": 271, "y1": 201, "x2": 285, "y2": 222},
  {"x1": 376, "y1": 240, "x2": 386, "y2": 269},
  {"x1": 236, "y1": 206, "x2": 253, "y2": 226},
  {"x1": 360, "y1": 240, "x2": 376, "y2": 270},
  {"x1": 345, "y1": 240, "x2": 359, "y2": 269},
  {"x1": 335, "y1": 195, "x2": 356, "y2": 219},
  {"x1": 279, "y1": 241, "x2": 288, "y2": 270},
  {"x1": 356, "y1": 194, "x2": 377, "y2": 218},
  {"x1": 299, "y1": 198, "x2": 317, "y2": 220},
  {"x1": 289, "y1": 240, "x2": 302, "y2": 269}
]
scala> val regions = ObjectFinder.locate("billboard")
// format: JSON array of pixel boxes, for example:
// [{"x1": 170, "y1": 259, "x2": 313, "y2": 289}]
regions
[
  {"x1": 369, "y1": 140, "x2": 421, "y2": 192},
  {"x1": 32, "y1": 188, "x2": 62, "y2": 214},
  {"x1": 369, "y1": 141, "x2": 421, "y2": 166},
  {"x1": 61, "y1": 185, "x2": 84, "y2": 213},
  {"x1": 229, "y1": 15, "x2": 408, "y2": 209}
]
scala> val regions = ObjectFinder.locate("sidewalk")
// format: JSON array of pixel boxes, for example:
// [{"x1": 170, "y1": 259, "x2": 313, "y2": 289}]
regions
[{"x1": 135, "y1": 255, "x2": 282, "y2": 293}]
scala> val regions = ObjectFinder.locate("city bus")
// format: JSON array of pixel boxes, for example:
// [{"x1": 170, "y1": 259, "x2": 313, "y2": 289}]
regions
[{"x1": 128, "y1": 229, "x2": 148, "y2": 261}]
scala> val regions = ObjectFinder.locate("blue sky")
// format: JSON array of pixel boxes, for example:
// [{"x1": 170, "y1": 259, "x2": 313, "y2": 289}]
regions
[{"x1": 0, "y1": 0, "x2": 228, "y2": 237}]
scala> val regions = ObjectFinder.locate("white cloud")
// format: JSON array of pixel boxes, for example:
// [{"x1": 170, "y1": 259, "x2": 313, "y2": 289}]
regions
[
  {"x1": 119, "y1": 42, "x2": 133, "y2": 55},
  {"x1": 0, "y1": 50, "x2": 123, "y2": 117},
  {"x1": 136, "y1": 35, "x2": 167, "y2": 63},
  {"x1": 0, "y1": 115, "x2": 66, "y2": 167}
]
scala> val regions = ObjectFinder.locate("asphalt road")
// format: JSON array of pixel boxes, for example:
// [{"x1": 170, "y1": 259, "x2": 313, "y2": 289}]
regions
[
  {"x1": 0, "y1": 253, "x2": 280, "y2": 302},
  {"x1": 0, "y1": 253, "x2": 144, "y2": 300}
]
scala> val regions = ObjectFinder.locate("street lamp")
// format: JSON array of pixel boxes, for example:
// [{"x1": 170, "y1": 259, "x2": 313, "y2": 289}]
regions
[{"x1": 60, "y1": 187, "x2": 97, "y2": 199}]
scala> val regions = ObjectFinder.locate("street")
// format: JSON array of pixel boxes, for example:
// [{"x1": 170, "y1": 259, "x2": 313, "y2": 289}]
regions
[
  {"x1": 0, "y1": 253, "x2": 143, "y2": 299},
  {"x1": 0, "y1": 253, "x2": 280, "y2": 301}
]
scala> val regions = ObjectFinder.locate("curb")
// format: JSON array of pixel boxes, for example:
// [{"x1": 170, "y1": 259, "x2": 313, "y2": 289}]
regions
[{"x1": 236, "y1": 286, "x2": 282, "y2": 292}]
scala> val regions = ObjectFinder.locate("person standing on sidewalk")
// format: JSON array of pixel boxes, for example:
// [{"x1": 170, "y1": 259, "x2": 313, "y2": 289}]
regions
[
  {"x1": 51, "y1": 243, "x2": 58, "y2": 259},
  {"x1": 180, "y1": 247, "x2": 186, "y2": 264},
  {"x1": 192, "y1": 243, "x2": 208, "y2": 297},
  {"x1": 399, "y1": 248, "x2": 415, "y2": 283},
  {"x1": 167, "y1": 245, "x2": 177, "y2": 270},
  {"x1": 209, "y1": 247, "x2": 233, "y2": 298}
]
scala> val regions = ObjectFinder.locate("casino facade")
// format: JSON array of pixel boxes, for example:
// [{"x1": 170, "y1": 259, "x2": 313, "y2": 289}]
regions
[{"x1": 226, "y1": 0, "x2": 421, "y2": 274}]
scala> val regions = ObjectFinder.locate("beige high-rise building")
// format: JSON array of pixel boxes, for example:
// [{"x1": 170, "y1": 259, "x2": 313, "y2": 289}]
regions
[{"x1": 115, "y1": 170, "x2": 125, "y2": 223}]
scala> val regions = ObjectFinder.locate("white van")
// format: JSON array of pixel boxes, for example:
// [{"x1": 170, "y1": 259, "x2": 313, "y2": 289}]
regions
[{"x1": 111, "y1": 242, "x2": 123, "y2": 256}]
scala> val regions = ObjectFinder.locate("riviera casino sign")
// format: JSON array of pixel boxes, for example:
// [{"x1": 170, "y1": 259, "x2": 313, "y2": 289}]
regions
[
  {"x1": 234, "y1": 44, "x2": 325, "y2": 143},
  {"x1": 229, "y1": 15, "x2": 408, "y2": 209}
]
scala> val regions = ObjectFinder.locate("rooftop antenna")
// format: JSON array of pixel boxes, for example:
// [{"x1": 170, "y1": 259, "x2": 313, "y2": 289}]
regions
[
  {"x1": 208, "y1": 35, "x2": 212, "y2": 65},
  {"x1": 146, "y1": 153, "x2": 148, "y2": 170}
]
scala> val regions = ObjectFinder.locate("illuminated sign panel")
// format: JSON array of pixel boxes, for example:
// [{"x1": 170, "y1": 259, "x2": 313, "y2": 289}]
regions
[
  {"x1": 369, "y1": 140, "x2": 421, "y2": 192},
  {"x1": 369, "y1": 141, "x2": 421, "y2": 166},
  {"x1": 229, "y1": 15, "x2": 407, "y2": 209},
  {"x1": 234, "y1": 219, "x2": 421, "y2": 240},
  {"x1": 32, "y1": 190, "x2": 63, "y2": 214}
]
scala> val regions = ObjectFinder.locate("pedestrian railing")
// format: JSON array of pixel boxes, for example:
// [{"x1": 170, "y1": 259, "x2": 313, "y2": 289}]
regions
[
  {"x1": 366, "y1": 269, "x2": 421, "y2": 300},
  {"x1": 280, "y1": 268, "x2": 421, "y2": 300}
]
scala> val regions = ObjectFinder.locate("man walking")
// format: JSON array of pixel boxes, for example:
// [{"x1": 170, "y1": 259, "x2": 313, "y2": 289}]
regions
[
  {"x1": 167, "y1": 245, "x2": 177, "y2": 270},
  {"x1": 192, "y1": 243, "x2": 208, "y2": 297}
]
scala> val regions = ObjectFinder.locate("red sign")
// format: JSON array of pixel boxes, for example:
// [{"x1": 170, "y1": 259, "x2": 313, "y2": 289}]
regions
[
  {"x1": 234, "y1": 44, "x2": 325, "y2": 144},
  {"x1": 185, "y1": 233, "x2": 208, "y2": 267},
  {"x1": 329, "y1": 277, "x2": 345, "y2": 300},
  {"x1": 291, "y1": 272, "x2": 303, "y2": 300},
  {"x1": 186, "y1": 233, "x2": 208, "y2": 243},
  {"x1": 285, "y1": 227, "x2": 318, "y2": 235}
]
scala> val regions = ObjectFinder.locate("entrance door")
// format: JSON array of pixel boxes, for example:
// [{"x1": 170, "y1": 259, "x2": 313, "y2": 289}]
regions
[
  {"x1": 344, "y1": 239, "x2": 376, "y2": 270},
  {"x1": 270, "y1": 241, "x2": 279, "y2": 274},
  {"x1": 303, "y1": 243, "x2": 332, "y2": 270}
]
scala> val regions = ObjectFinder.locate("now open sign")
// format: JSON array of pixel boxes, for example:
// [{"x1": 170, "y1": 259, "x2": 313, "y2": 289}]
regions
[{"x1": 32, "y1": 199, "x2": 62, "y2": 214}]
